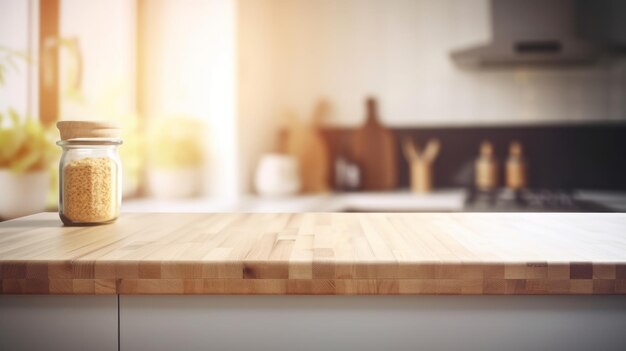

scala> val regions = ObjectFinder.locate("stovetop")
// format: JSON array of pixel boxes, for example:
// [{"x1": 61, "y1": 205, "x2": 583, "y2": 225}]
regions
[{"x1": 466, "y1": 189, "x2": 615, "y2": 212}]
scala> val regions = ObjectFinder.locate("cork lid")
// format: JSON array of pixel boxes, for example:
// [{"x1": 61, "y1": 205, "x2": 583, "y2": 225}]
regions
[
  {"x1": 509, "y1": 141, "x2": 523, "y2": 157},
  {"x1": 479, "y1": 140, "x2": 494, "y2": 157},
  {"x1": 57, "y1": 121, "x2": 121, "y2": 140}
]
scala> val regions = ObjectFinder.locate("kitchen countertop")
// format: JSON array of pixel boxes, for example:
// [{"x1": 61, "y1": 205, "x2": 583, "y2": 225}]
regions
[
  {"x1": 121, "y1": 189, "x2": 468, "y2": 213},
  {"x1": 120, "y1": 189, "x2": 626, "y2": 213},
  {"x1": 1, "y1": 212, "x2": 625, "y2": 295}
]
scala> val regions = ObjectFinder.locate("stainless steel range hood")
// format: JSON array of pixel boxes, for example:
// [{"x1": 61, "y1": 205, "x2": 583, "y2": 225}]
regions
[{"x1": 451, "y1": 0, "x2": 601, "y2": 67}]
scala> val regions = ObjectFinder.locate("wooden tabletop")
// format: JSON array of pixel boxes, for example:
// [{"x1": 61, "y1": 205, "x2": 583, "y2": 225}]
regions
[{"x1": 1, "y1": 212, "x2": 625, "y2": 295}]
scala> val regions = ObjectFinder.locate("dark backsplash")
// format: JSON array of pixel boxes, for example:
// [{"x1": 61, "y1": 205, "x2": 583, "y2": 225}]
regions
[{"x1": 322, "y1": 122, "x2": 626, "y2": 191}]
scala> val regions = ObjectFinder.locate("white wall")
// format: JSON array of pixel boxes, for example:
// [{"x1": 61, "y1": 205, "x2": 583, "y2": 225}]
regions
[
  {"x1": 59, "y1": 0, "x2": 136, "y2": 120},
  {"x1": 246, "y1": 0, "x2": 626, "y2": 127},
  {"x1": 237, "y1": 0, "x2": 280, "y2": 194},
  {"x1": 140, "y1": 0, "x2": 238, "y2": 198},
  {"x1": 0, "y1": 0, "x2": 37, "y2": 119}
]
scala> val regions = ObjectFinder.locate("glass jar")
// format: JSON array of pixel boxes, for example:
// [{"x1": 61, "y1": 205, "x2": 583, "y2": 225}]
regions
[{"x1": 56, "y1": 121, "x2": 123, "y2": 225}]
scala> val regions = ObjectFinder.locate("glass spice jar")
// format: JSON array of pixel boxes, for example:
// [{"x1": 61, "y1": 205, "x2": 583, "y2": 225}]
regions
[{"x1": 56, "y1": 121, "x2": 123, "y2": 225}]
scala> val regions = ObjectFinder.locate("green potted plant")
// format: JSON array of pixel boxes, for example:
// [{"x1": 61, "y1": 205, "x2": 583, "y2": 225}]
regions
[
  {"x1": 145, "y1": 115, "x2": 205, "y2": 198},
  {"x1": 0, "y1": 47, "x2": 57, "y2": 219},
  {"x1": 0, "y1": 110, "x2": 57, "y2": 219}
]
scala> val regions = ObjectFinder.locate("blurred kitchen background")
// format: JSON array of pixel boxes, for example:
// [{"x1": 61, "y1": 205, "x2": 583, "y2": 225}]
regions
[{"x1": 1, "y1": 0, "x2": 625, "y2": 219}]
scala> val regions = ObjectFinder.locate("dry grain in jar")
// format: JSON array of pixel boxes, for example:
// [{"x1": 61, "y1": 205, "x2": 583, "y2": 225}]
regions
[{"x1": 62, "y1": 157, "x2": 118, "y2": 223}]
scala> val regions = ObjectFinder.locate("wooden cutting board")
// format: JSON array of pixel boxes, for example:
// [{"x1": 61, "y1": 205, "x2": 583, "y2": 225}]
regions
[
  {"x1": 351, "y1": 97, "x2": 397, "y2": 190},
  {"x1": 284, "y1": 101, "x2": 330, "y2": 193}
]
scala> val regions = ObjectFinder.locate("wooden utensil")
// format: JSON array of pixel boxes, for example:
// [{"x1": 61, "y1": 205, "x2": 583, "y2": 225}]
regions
[
  {"x1": 284, "y1": 101, "x2": 331, "y2": 193},
  {"x1": 351, "y1": 97, "x2": 397, "y2": 190},
  {"x1": 403, "y1": 137, "x2": 441, "y2": 193}
]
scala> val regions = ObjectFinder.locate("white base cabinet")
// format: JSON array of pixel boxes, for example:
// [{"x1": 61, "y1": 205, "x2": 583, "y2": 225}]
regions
[
  {"x1": 119, "y1": 295, "x2": 626, "y2": 351},
  {"x1": 0, "y1": 295, "x2": 118, "y2": 351},
  {"x1": 2, "y1": 295, "x2": 626, "y2": 351}
]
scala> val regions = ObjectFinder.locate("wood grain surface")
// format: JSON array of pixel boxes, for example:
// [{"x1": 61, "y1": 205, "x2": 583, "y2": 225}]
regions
[{"x1": 1, "y1": 212, "x2": 625, "y2": 295}]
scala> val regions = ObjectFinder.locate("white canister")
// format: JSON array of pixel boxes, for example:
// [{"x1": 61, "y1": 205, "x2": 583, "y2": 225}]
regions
[{"x1": 254, "y1": 154, "x2": 301, "y2": 197}]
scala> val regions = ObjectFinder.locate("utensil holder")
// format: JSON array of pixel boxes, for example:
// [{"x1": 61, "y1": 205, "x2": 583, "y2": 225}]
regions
[{"x1": 410, "y1": 160, "x2": 433, "y2": 193}]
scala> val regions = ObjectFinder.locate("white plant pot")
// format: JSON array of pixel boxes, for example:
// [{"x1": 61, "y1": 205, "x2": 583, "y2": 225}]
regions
[
  {"x1": 254, "y1": 154, "x2": 301, "y2": 197},
  {"x1": 147, "y1": 168, "x2": 202, "y2": 199},
  {"x1": 0, "y1": 170, "x2": 50, "y2": 220}
]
